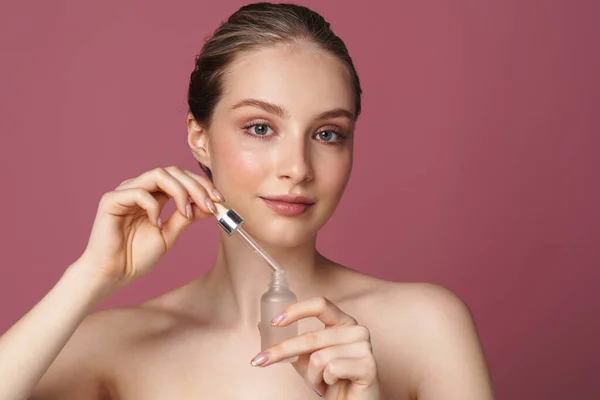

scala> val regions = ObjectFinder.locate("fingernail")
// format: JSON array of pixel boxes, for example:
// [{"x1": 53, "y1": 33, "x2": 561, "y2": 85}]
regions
[
  {"x1": 157, "y1": 217, "x2": 163, "y2": 230},
  {"x1": 205, "y1": 198, "x2": 217, "y2": 214},
  {"x1": 313, "y1": 388, "x2": 323, "y2": 397},
  {"x1": 213, "y1": 189, "x2": 225, "y2": 202},
  {"x1": 271, "y1": 313, "x2": 286, "y2": 326},
  {"x1": 186, "y1": 203, "x2": 193, "y2": 220},
  {"x1": 250, "y1": 352, "x2": 269, "y2": 367}
]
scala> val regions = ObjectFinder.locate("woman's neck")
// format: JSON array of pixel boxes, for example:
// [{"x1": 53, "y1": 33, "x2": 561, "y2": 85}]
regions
[{"x1": 200, "y1": 230, "x2": 329, "y2": 329}]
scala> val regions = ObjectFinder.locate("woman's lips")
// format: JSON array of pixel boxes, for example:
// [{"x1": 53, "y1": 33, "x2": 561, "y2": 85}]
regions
[{"x1": 260, "y1": 197, "x2": 314, "y2": 216}]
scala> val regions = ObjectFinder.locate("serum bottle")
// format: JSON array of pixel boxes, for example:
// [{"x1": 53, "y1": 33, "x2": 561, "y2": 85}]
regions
[{"x1": 260, "y1": 269, "x2": 298, "y2": 362}]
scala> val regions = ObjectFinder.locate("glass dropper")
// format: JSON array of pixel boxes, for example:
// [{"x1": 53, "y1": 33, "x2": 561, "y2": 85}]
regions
[{"x1": 212, "y1": 203, "x2": 281, "y2": 271}]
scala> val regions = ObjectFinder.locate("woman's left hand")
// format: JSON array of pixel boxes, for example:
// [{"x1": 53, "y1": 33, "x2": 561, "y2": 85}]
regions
[{"x1": 252, "y1": 297, "x2": 381, "y2": 399}]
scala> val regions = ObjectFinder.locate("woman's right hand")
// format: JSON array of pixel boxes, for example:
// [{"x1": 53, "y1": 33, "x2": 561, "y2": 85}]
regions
[{"x1": 77, "y1": 166, "x2": 224, "y2": 286}]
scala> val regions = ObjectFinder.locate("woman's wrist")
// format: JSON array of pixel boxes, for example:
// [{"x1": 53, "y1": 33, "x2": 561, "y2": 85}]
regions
[{"x1": 62, "y1": 257, "x2": 124, "y2": 306}]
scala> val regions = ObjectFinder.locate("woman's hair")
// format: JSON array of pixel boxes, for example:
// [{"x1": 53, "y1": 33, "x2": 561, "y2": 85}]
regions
[{"x1": 187, "y1": 2, "x2": 363, "y2": 179}]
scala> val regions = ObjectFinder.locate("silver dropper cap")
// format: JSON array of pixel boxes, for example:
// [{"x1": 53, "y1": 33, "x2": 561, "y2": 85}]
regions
[{"x1": 216, "y1": 207, "x2": 244, "y2": 235}]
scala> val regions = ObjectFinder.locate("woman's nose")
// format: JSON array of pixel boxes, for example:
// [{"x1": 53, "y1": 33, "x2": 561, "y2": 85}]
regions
[{"x1": 276, "y1": 136, "x2": 314, "y2": 184}]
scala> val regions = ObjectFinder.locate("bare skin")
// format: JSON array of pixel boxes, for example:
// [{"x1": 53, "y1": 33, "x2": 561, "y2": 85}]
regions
[
  {"x1": 0, "y1": 42, "x2": 495, "y2": 400},
  {"x1": 30, "y1": 262, "x2": 493, "y2": 400}
]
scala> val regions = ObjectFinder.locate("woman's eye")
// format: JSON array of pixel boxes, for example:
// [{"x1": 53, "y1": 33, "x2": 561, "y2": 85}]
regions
[
  {"x1": 316, "y1": 130, "x2": 341, "y2": 142},
  {"x1": 249, "y1": 123, "x2": 273, "y2": 136}
]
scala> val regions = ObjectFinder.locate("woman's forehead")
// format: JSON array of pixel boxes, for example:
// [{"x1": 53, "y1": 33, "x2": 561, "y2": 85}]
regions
[{"x1": 219, "y1": 45, "x2": 355, "y2": 117}]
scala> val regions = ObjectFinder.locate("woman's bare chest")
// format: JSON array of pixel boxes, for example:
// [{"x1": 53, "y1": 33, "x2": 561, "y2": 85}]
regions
[
  {"x1": 106, "y1": 329, "x2": 321, "y2": 399},
  {"x1": 101, "y1": 303, "x2": 412, "y2": 400}
]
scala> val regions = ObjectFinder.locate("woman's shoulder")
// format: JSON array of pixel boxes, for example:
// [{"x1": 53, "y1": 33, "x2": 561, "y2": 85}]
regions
[
  {"x1": 83, "y1": 298, "x2": 198, "y2": 345},
  {"x1": 33, "y1": 304, "x2": 179, "y2": 395},
  {"x1": 332, "y1": 264, "x2": 471, "y2": 317},
  {"x1": 57, "y1": 295, "x2": 199, "y2": 370},
  {"x1": 332, "y1": 265, "x2": 478, "y2": 349},
  {"x1": 334, "y1": 267, "x2": 489, "y2": 396}
]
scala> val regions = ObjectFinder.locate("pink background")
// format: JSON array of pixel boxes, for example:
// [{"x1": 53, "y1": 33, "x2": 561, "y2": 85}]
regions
[{"x1": 1, "y1": 1, "x2": 598, "y2": 398}]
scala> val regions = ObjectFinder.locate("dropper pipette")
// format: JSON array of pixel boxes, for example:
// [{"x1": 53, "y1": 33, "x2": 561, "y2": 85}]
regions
[{"x1": 213, "y1": 203, "x2": 281, "y2": 271}]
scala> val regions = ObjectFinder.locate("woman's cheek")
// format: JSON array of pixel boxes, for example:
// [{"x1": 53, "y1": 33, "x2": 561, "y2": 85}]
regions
[
  {"x1": 216, "y1": 142, "x2": 271, "y2": 190},
  {"x1": 320, "y1": 154, "x2": 352, "y2": 195}
]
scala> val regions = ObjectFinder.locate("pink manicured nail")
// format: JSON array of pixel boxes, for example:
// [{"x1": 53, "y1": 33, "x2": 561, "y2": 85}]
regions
[
  {"x1": 313, "y1": 388, "x2": 323, "y2": 397},
  {"x1": 186, "y1": 203, "x2": 193, "y2": 220},
  {"x1": 213, "y1": 189, "x2": 225, "y2": 202},
  {"x1": 157, "y1": 217, "x2": 163, "y2": 230},
  {"x1": 250, "y1": 352, "x2": 269, "y2": 367},
  {"x1": 270, "y1": 313, "x2": 286, "y2": 326},
  {"x1": 205, "y1": 198, "x2": 217, "y2": 214}
]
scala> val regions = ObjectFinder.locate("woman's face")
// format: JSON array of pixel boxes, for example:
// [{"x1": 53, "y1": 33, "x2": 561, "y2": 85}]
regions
[{"x1": 190, "y1": 42, "x2": 356, "y2": 247}]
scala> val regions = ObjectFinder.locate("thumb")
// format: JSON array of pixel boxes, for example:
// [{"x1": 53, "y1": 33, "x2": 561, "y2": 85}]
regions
[{"x1": 160, "y1": 203, "x2": 211, "y2": 249}]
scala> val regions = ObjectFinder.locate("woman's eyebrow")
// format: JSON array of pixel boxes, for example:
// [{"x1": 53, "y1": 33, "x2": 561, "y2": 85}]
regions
[
  {"x1": 231, "y1": 98, "x2": 355, "y2": 121},
  {"x1": 315, "y1": 108, "x2": 355, "y2": 122},
  {"x1": 231, "y1": 99, "x2": 289, "y2": 118}
]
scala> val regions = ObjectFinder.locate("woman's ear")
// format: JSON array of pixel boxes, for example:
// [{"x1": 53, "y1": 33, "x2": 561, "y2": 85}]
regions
[{"x1": 187, "y1": 113, "x2": 212, "y2": 169}]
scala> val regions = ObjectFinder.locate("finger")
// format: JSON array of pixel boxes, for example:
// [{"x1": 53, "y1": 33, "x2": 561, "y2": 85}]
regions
[
  {"x1": 165, "y1": 166, "x2": 218, "y2": 215},
  {"x1": 158, "y1": 201, "x2": 208, "y2": 247},
  {"x1": 182, "y1": 169, "x2": 225, "y2": 202},
  {"x1": 322, "y1": 357, "x2": 378, "y2": 387},
  {"x1": 255, "y1": 325, "x2": 371, "y2": 366},
  {"x1": 271, "y1": 297, "x2": 357, "y2": 328},
  {"x1": 291, "y1": 353, "x2": 328, "y2": 398},
  {"x1": 305, "y1": 342, "x2": 373, "y2": 392},
  {"x1": 116, "y1": 167, "x2": 192, "y2": 220},
  {"x1": 100, "y1": 189, "x2": 161, "y2": 227}
]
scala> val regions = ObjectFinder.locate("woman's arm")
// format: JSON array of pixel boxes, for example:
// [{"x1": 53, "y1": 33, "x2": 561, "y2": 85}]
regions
[
  {"x1": 0, "y1": 259, "x2": 119, "y2": 400},
  {"x1": 0, "y1": 166, "x2": 223, "y2": 399}
]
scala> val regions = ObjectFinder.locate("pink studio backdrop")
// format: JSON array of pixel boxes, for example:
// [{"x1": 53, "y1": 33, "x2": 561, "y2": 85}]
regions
[{"x1": 1, "y1": 1, "x2": 598, "y2": 398}]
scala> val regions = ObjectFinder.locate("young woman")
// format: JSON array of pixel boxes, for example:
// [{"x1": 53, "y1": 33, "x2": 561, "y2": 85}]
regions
[{"x1": 0, "y1": 3, "x2": 495, "y2": 399}]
